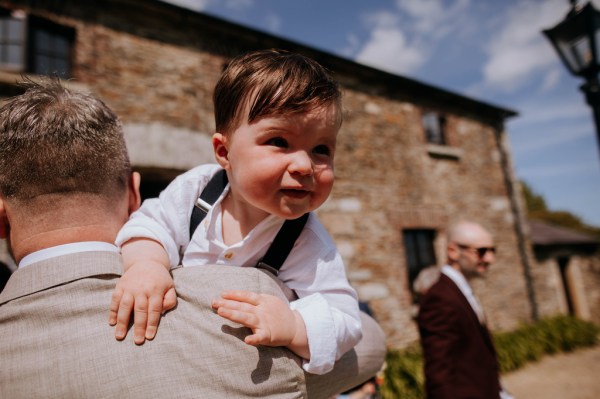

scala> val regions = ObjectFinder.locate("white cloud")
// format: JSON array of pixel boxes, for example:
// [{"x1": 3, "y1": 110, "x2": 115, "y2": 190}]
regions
[
  {"x1": 353, "y1": 0, "x2": 474, "y2": 75},
  {"x1": 511, "y1": 123, "x2": 593, "y2": 154},
  {"x1": 510, "y1": 99, "x2": 589, "y2": 127},
  {"x1": 482, "y1": 0, "x2": 570, "y2": 92},
  {"x1": 163, "y1": 0, "x2": 252, "y2": 12},
  {"x1": 355, "y1": 25, "x2": 425, "y2": 75},
  {"x1": 354, "y1": 10, "x2": 425, "y2": 74},
  {"x1": 394, "y1": 0, "x2": 445, "y2": 32},
  {"x1": 164, "y1": 0, "x2": 211, "y2": 11},
  {"x1": 540, "y1": 68, "x2": 561, "y2": 92},
  {"x1": 518, "y1": 159, "x2": 597, "y2": 179},
  {"x1": 394, "y1": 0, "x2": 471, "y2": 36}
]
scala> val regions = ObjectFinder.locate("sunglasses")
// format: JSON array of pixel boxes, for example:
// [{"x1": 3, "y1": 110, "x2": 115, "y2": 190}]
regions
[{"x1": 456, "y1": 243, "x2": 496, "y2": 258}]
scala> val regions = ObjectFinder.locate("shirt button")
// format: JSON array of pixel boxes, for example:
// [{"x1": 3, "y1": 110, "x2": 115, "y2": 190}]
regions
[{"x1": 224, "y1": 252, "x2": 233, "y2": 260}]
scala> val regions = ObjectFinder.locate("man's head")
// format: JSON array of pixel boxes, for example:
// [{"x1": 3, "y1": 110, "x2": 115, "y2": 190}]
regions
[
  {"x1": 0, "y1": 79, "x2": 140, "y2": 261},
  {"x1": 213, "y1": 49, "x2": 342, "y2": 136},
  {"x1": 446, "y1": 221, "x2": 496, "y2": 280}
]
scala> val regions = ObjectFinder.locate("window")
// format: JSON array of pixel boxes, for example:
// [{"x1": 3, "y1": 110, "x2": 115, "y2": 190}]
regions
[
  {"x1": 422, "y1": 112, "x2": 446, "y2": 145},
  {"x1": 0, "y1": 9, "x2": 74, "y2": 78},
  {"x1": 403, "y1": 229, "x2": 437, "y2": 298},
  {"x1": 0, "y1": 10, "x2": 25, "y2": 71},
  {"x1": 27, "y1": 16, "x2": 74, "y2": 78}
]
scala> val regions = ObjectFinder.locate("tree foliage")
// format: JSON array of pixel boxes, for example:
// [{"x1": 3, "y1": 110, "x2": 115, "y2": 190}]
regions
[
  {"x1": 521, "y1": 181, "x2": 548, "y2": 214},
  {"x1": 521, "y1": 181, "x2": 600, "y2": 239}
]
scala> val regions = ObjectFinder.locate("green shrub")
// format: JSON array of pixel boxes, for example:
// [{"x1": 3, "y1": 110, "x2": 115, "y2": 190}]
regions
[
  {"x1": 495, "y1": 315, "x2": 599, "y2": 373},
  {"x1": 380, "y1": 315, "x2": 598, "y2": 398},
  {"x1": 380, "y1": 345, "x2": 424, "y2": 399}
]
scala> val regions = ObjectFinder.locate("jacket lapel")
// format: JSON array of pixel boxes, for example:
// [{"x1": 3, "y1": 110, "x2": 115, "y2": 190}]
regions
[{"x1": 439, "y1": 274, "x2": 496, "y2": 354}]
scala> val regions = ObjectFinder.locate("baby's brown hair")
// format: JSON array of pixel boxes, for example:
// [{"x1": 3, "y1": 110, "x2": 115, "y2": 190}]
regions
[{"x1": 213, "y1": 49, "x2": 342, "y2": 135}]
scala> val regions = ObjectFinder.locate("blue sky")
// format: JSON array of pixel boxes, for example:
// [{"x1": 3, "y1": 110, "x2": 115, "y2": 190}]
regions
[{"x1": 165, "y1": 0, "x2": 600, "y2": 227}]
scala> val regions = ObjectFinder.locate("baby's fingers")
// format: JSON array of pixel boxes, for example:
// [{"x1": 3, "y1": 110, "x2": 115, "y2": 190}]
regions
[
  {"x1": 144, "y1": 294, "x2": 164, "y2": 341},
  {"x1": 244, "y1": 330, "x2": 270, "y2": 346},
  {"x1": 114, "y1": 291, "x2": 134, "y2": 340},
  {"x1": 132, "y1": 295, "x2": 149, "y2": 345},
  {"x1": 219, "y1": 290, "x2": 261, "y2": 305},
  {"x1": 108, "y1": 287, "x2": 124, "y2": 326},
  {"x1": 216, "y1": 306, "x2": 258, "y2": 327},
  {"x1": 162, "y1": 287, "x2": 177, "y2": 312}
]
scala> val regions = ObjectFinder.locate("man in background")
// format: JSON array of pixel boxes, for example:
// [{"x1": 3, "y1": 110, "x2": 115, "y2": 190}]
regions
[
  {"x1": 417, "y1": 221, "x2": 513, "y2": 399},
  {"x1": 0, "y1": 79, "x2": 385, "y2": 398}
]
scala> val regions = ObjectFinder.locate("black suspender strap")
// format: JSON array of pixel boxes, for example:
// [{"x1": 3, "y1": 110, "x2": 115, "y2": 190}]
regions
[
  {"x1": 189, "y1": 168, "x2": 309, "y2": 276},
  {"x1": 189, "y1": 169, "x2": 228, "y2": 238},
  {"x1": 255, "y1": 212, "x2": 309, "y2": 276}
]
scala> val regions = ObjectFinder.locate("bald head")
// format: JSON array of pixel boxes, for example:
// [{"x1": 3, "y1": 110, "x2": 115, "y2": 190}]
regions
[
  {"x1": 448, "y1": 221, "x2": 493, "y2": 246},
  {"x1": 446, "y1": 221, "x2": 496, "y2": 279}
]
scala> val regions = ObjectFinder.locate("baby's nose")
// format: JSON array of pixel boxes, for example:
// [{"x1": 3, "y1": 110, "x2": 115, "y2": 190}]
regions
[{"x1": 289, "y1": 151, "x2": 313, "y2": 176}]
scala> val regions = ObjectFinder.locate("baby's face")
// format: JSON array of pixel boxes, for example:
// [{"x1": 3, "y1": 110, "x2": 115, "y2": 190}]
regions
[{"x1": 223, "y1": 103, "x2": 340, "y2": 221}]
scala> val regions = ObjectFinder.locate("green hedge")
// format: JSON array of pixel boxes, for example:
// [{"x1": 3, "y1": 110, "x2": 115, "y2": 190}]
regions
[
  {"x1": 380, "y1": 316, "x2": 599, "y2": 399},
  {"x1": 494, "y1": 315, "x2": 599, "y2": 373},
  {"x1": 379, "y1": 345, "x2": 424, "y2": 399}
]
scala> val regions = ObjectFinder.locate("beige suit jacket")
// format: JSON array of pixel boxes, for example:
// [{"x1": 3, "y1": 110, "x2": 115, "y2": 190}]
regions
[{"x1": 0, "y1": 251, "x2": 385, "y2": 398}]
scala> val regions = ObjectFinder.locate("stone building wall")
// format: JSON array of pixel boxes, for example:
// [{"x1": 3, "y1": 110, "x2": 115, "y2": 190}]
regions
[
  {"x1": 0, "y1": 0, "x2": 568, "y2": 348},
  {"x1": 318, "y1": 88, "x2": 533, "y2": 345},
  {"x1": 531, "y1": 254, "x2": 600, "y2": 326},
  {"x1": 529, "y1": 257, "x2": 569, "y2": 319},
  {"x1": 580, "y1": 256, "x2": 600, "y2": 325}
]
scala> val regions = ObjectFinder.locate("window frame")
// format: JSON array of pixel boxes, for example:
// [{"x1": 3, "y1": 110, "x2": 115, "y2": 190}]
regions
[
  {"x1": 421, "y1": 111, "x2": 447, "y2": 146},
  {"x1": 0, "y1": 9, "x2": 26, "y2": 72},
  {"x1": 403, "y1": 228, "x2": 437, "y2": 300},
  {"x1": 26, "y1": 15, "x2": 75, "y2": 78},
  {"x1": 0, "y1": 9, "x2": 75, "y2": 78}
]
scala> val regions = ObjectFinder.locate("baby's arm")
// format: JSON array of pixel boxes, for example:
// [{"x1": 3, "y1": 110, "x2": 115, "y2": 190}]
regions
[
  {"x1": 108, "y1": 238, "x2": 176, "y2": 344},
  {"x1": 109, "y1": 165, "x2": 223, "y2": 343},
  {"x1": 211, "y1": 291, "x2": 310, "y2": 359},
  {"x1": 279, "y1": 221, "x2": 363, "y2": 375}
]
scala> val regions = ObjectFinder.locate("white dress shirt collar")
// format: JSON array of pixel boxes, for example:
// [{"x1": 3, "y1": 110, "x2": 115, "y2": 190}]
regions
[
  {"x1": 441, "y1": 264, "x2": 472, "y2": 296},
  {"x1": 19, "y1": 241, "x2": 119, "y2": 269},
  {"x1": 441, "y1": 264, "x2": 485, "y2": 323}
]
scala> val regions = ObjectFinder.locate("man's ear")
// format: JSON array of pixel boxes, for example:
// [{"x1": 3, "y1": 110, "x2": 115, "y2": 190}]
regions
[
  {"x1": 447, "y1": 242, "x2": 460, "y2": 262},
  {"x1": 212, "y1": 133, "x2": 230, "y2": 170},
  {"x1": 0, "y1": 197, "x2": 9, "y2": 239},
  {"x1": 128, "y1": 172, "x2": 141, "y2": 215}
]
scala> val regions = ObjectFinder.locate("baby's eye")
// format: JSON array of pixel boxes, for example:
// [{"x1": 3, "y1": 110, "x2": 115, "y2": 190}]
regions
[
  {"x1": 313, "y1": 144, "x2": 331, "y2": 156},
  {"x1": 266, "y1": 137, "x2": 288, "y2": 148}
]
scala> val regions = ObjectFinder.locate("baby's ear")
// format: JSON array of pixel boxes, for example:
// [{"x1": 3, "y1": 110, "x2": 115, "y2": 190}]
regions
[{"x1": 212, "y1": 133, "x2": 230, "y2": 169}]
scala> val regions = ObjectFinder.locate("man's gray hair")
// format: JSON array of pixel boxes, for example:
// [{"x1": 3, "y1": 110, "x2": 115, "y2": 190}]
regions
[{"x1": 0, "y1": 78, "x2": 130, "y2": 202}]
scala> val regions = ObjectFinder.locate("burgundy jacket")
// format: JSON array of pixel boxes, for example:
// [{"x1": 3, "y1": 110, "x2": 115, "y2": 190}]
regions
[{"x1": 417, "y1": 273, "x2": 501, "y2": 399}]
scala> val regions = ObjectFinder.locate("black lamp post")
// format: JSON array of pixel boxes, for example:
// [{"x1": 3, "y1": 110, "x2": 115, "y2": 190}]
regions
[{"x1": 543, "y1": 0, "x2": 600, "y2": 157}]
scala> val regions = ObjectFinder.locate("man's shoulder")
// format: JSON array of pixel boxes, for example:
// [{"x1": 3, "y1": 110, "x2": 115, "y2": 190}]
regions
[
  {"x1": 0, "y1": 251, "x2": 121, "y2": 305},
  {"x1": 420, "y1": 274, "x2": 462, "y2": 307},
  {"x1": 1, "y1": 262, "x2": 308, "y2": 399},
  {"x1": 426, "y1": 273, "x2": 454, "y2": 293}
]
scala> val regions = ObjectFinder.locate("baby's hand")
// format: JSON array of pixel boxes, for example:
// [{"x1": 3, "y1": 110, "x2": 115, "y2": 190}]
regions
[
  {"x1": 211, "y1": 291, "x2": 309, "y2": 359},
  {"x1": 108, "y1": 261, "x2": 177, "y2": 344}
]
